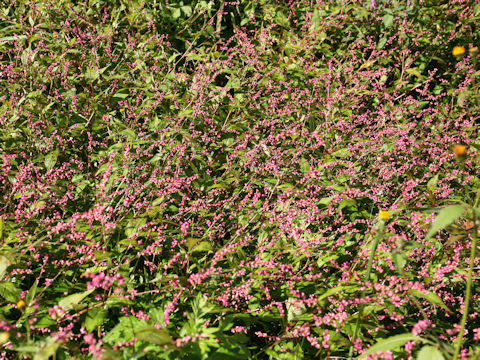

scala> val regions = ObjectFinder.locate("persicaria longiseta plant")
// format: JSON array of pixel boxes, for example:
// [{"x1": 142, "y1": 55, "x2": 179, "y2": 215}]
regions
[{"x1": 1, "y1": 0, "x2": 480, "y2": 359}]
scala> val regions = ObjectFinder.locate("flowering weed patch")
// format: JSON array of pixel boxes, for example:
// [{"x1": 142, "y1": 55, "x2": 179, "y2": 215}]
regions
[{"x1": 1, "y1": 0, "x2": 480, "y2": 359}]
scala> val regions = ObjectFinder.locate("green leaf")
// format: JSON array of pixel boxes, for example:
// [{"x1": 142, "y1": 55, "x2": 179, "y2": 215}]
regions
[
  {"x1": 84, "y1": 307, "x2": 108, "y2": 332},
  {"x1": 226, "y1": 75, "x2": 241, "y2": 90},
  {"x1": 417, "y1": 345, "x2": 445, "y2": 360},
  {"x1": 338, "y1": 199, "x2": 357, "y2": 211},
  {"x1": 299, "y1": 158, "x2": 310, "y2": 173},
  {"x1": 0, "y1": 256, "x2": 10, "y2": 280},
  {"x1": 331, "y1": 148, "x2": 351, "y2": 158},
  {"x1": 34, "y1": 316, "x2": 56, "y2": 328},
  {"x1": 0, "y1": 35, "x2": 28, "y2": 42},
  {"x1": 383, "y1": 14, "x2": 394, "y2": 27},
  {"x1": 0, "y1": 281, "x2": 21, "y2": 303},
  {"x1": 172, "y1": 7, "x2": 181, "y2": 19},
  {"x1": 410, "y1": 290, "x2": 452, "y2": 313},
  {"x1": 26, "y1": 279, "x2": 38, "y2": 306},
  {"x1": 286, "y1": 298, "x2": 306, "y2": 322},
  {"x1": 58, "y1": 289, "x2": 94, "y2": 311},
  {"x1": 310, "y1": 9, "x2": 321, "y2": 31},
  {"x1": 426, "y1": 205, "x2": 466, "y2": 239},
  {"x1": 427, "y1": 175, "x2": 439, "y2": 190},
  {"x1": 112, "y1": 89, "x2": 130, "y2": 100},
  {"x1": 181, "y1": 6, "x2": 192, "y2": 17},
  {"x1": 377, "y1": 37, "x2": 388, "y2": 49},
  {"x1": 104, "y1": 317, "x2": 149, "y2": 344},
  {"x1": 405, "y1": 68, "x2": 423, "y2": 80},
  {"x1": 16, "y1": 345, "x2": 39, "y2": 354},
  {"x1": 191, "y1": 241, "x2": 213, "y2": 252},
  {"x1": 391, "y1": 251, "x2": 407, "y2": 271},
  {"x1": 84, "y1": 67, "x2": 99, "y2": 81},
  {"x1": 33, "y1": 337, "x2": 61, "y2": 360},
  {"x1": 358, "y1": 334, "x2": 422, "y2": 358},
  {"x1": 136, "y1": 326, "x2": 172, "y2": 345},
  {"x1": 44, "y1": 150, "x2": 59, "y2": 170},
  {"x1": 318, "y1": 285, "x2": 359, "y2": 302}
]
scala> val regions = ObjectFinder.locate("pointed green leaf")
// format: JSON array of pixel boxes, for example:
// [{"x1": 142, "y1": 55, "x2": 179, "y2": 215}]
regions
[
  {"x1": 410, "y1": 290, "x2": 452, "y2": 313},
  {"x1": 191, "y1": 241, "x2": 213, "y2": 253},
  {"x1": 358, "y1": 333, "x2": 422, "y2": 358},
  {"x1": 136, "y1": 326, "x2": 172, "y2": 345},
  {"x1": 103, "y1": 317, "x2": 148, "y2": 344},
  {"x1": 0, "y1": 256, "x2": 10, "y2": 280},
  {"x1": 44, "y1": 150, "x2": 59, "y2": 171},
  {"x1": 26, "y1": 279, "x2": 38, "y2": 306},
  {"x1": 426, "y1": 205, "x2": 466, "y2": 239},
  {"x1": 299, "y1": 158, "x2": 310, "y2": 173},
  {"x1": 318, "y1": 285, "x2": 359, "y2": 302},
  {"x1": 84, "y1": 307, "x2": 108, "y2": 332},
  {"x1": 58, "y1": 289, "x2": 94, "y2": 311},
  {"x1": 427, "y1": 175, "x2": 439, "y2": 190}
]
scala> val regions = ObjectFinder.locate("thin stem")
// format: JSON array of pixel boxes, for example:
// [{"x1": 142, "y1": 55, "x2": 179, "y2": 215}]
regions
[
  {"x1": 452, "y1": 207, "x2": 478, "y2": 360},
  {"x1": 348, "y1": 222, "x2": 385, "y2": 359}
]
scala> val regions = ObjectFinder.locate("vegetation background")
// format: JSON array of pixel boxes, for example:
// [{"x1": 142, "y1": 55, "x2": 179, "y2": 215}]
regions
[{"x1": 1, "y1": 0, "x2": 480, "y2": 359}]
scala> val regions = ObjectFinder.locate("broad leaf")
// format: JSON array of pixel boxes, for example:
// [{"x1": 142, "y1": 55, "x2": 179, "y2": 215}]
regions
[
  {"x1": 44, "y1": 150, "x2": 59, "y2": 171},
  {"x1": 103, "y1": 317, "x2": 148, "y2": 344},
  {"x1": 358, "y1": 333, "x2": 422, "y2": 358},
  {"x1": 33, "y1": 337, "x2": 61, "y2": 360},
  {"x1": 417, "y1": 345, "x2": 445, "y2": 360},
  {"x1": 136, "y1": 326, "x2": 172, "y2": 345},
  {"x1": 58, "y1": 289, "x2": 94, "y2": 311},
  {"x1": 84, "y1": 307, "x2": 108, "y2": 332},
  {"x1": 0, "y1": 281, "x2": 21, "y2": 303},
  {"x1": 426, "y1": 205, "x2": 466, "y2": 239}
]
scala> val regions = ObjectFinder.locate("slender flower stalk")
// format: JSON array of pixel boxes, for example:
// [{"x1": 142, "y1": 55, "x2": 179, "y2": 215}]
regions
[{"x1": 453, "y1": 193, "x2": 480, "y2": 360}]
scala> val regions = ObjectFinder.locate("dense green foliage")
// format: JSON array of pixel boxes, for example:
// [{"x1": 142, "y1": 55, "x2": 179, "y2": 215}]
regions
[{"x1": 1, "y1": 0, "x2": 480, "y2": 359}]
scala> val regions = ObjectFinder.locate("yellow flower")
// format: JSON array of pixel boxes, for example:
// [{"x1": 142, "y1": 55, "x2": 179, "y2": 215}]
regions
[
  {"x1": 379, "y1": 210, "x2": 390, "y2": 221},
  {"x1": 469, "y1": 47, "x2": 478, "y2": 54},
  {"x1": 453, "y1": 144, "x2": 467, "y2": 156},
  {"x1": 16, "y1": 300, "x2": 26, "y2": 310},
  {"x1": 452, "y1": 46, "x2": 466, "y2": 56}
]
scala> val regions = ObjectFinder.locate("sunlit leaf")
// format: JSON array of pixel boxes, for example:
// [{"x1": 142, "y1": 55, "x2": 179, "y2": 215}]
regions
[{"x1": 426, "y1": 205, "x2": 466, "y2": 239}]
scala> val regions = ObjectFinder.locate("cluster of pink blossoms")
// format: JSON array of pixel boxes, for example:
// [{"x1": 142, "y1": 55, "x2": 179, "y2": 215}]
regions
[{"x1": 86, "y1": 272, "x2": 124, "y2": 291}]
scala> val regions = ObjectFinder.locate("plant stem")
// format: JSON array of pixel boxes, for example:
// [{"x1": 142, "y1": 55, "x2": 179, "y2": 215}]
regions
[
  {"x1": 452, "y1": 207, "x2": 478, "y2": 360},
  {"x1": 348, "y1": 222, "x2": 385, "y2": 360}
]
